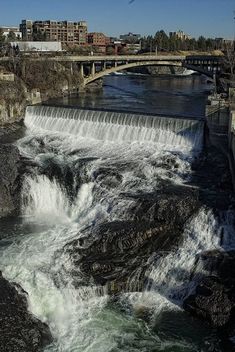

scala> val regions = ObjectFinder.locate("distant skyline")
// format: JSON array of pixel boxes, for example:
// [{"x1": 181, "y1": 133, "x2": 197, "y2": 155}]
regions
[{"x1": 0, "y1": 0, "x2": 234, "y2": 39}]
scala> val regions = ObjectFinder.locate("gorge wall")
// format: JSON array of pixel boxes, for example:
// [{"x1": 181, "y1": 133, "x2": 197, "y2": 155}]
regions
[{"x1": 0, "y1": 60, "x2": 83, "y2": 125}]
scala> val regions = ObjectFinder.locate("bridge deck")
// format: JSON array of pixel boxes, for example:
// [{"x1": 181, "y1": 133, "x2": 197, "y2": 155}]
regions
[{"x1": 0, "y1": 55, "x2": 186, "y2": 62}]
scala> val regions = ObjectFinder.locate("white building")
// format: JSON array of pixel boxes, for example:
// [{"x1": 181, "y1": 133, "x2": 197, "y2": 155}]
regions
[
  {"x1": 10, "y1": 41, "x2": 62, "y2": 52},
  {"x1": 1, "y1": 26, "x2": 22, "y2": 39}
]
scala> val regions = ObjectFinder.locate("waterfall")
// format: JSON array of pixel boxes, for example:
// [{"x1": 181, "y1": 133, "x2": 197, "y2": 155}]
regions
[{"x1": 25, "y1": 105, "x2": 204, "y2": 152}]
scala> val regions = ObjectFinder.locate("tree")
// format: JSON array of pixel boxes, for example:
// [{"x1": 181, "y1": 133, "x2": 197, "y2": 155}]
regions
[
  {"x1": 140, "y1": 31, "x2": 218, "y2": 54},
  {"x1": 206, "y1": 38, "x2": 215, "y2": 51},
  {"x1": 0, "y1": 28, "x2": 5, "y2": 43},
  {"x1": 7, "y1": 30, "x2": 17, "y2": 42},
  {"x1": 106, "y1": 46, "x2": 115, "y2": 55},
  {"x1": 198, "y1": 36, "x2": 207, "y2": 51},
  {"x1": 154, "y1": 30, "x2": 169, "y2": 51},
  {"x1": 33, "y1": 29, "x2": 47, "y2": 41},
  {"x1": 224, "y1": 41, "x2": 235, "y2": 78}
]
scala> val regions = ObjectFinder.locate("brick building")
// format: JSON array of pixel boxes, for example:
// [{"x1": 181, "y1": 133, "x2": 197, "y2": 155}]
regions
[
  {"x1": 88, "y1": 32, "x2": 110, "y2": 46},
  {"x1": 20, "y1": 19, "x2": 88, "y2": 46},
  {"x1": 87, "y1": 32, "x2": 110, "y2": 54}
]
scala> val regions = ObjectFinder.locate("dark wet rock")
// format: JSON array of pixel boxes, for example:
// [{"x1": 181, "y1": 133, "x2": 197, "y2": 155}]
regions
[
  {"x1": 150, "y1": 155, "x2": 180, "y2": 170},
  {"x1": 184, "y1": 275, "x2": 233, "y2": 327},
  {"x1": 68, "y1": 221, "x2": 174, "y2": 290},
  {"x1": 92, "y1": 167, "x2": 123, "y2": 189},
  {"x1": 0, "y1": 121, "x2": 25, "y2": 144},
  {"x1": 183, "y1": 250, "x2": 235, "y2": 351},
  {"x1": 123, "y1": 184, "x2": 199, "y2": 225},
  {"x1": 60, "y1": 185, "x2": 200, "y2": 294},
  {"x1": 0, "y1": 144, "x2": 22, "y2": 218},
  {"x1": 0, "y1": 271, "x2": 53, "y2": 352},
  {"x1": 190, "y1": 146, "x2": 235, "y2": 210}
]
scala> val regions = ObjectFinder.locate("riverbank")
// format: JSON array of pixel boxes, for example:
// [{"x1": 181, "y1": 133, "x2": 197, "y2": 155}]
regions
[{"x1": 0, "y1": 60, "x2": 85, "y2": 125}]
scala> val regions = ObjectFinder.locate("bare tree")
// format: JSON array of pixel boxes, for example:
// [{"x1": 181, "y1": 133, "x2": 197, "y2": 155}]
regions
[{"x1": 224, "y1": 41, "x2": 235, "y2": 79}]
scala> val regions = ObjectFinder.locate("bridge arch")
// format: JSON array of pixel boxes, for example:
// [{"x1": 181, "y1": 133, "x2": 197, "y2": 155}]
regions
[
  {"x1": 183, "y1": 64, "x2": 215, "y2": 78},
  {"x1": 83, "y1": 60, "x2": 183, "y2": 86},
  {"x1": 83, "y1": 60, "x2": 217, "y2": 86}
]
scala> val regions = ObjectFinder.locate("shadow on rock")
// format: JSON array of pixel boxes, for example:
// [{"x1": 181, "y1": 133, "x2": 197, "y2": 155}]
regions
[
  {"x1": 0, "y1": 144, "x2": 22, "y2": 219},
  {"x1": 183, "y1": 250, "x2": 235, "y2": 351},
  {"x1": 0, "y1": 271, "x2": 53, "y2": 352}
]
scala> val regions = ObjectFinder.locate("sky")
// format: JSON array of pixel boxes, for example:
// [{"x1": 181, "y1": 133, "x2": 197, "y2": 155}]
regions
[{"x1": 0, "y1": 0, "x2": 234, "y2": 39}]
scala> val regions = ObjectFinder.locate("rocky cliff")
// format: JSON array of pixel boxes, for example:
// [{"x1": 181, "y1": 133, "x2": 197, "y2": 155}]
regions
[
  {"x1": 0, "y1": 79, "x2": 27, "y2": 125},
  {"x1": 0, "y1": 60, "x2": 83, "y2": 125},
  {"x1": 0, "y1": 144, "x2": 22, "y2": 218}
]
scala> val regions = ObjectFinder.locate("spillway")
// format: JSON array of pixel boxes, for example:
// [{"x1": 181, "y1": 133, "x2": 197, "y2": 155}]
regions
[{"x1": 25, "y1": 105, "x2": 204, "y2": 152}]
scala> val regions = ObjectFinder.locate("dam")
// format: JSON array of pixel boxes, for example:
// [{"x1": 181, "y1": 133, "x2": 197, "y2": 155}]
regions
[{"x1": 25, "y1": 105, "x2": 204, "y2": 152}]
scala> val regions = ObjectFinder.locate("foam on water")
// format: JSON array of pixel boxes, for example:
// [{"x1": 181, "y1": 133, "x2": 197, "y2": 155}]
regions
[
  {"x1": 0, "y1": 107, "x2": 228, "y2": 351},
  {"x1": 25, "y1": 105, "x2": 204, "y2": 153},
  {"x1": 22, "y1": 175, "x2": 96, "y2": 225}
]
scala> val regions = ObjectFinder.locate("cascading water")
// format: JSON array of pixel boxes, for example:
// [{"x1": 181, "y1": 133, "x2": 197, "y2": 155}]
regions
[
  {"x1": 0, "y1": 105, "x2": 231, "y2": 351},
  {"x1": 25, "y1": 105, "x2": 204, "y2": 152}
]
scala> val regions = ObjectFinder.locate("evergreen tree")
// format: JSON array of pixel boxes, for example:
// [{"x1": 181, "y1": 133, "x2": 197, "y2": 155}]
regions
[
  {"x1": 7, "y1": 30, "x2": 17, "y2": 41},
  {"x1": 33, "y1": 29, "x2": 47, "y2": 41},
  {"x1": 198, "y1": 36, "x2": 207, "y2": 51},
  {"x1": 0, "y1": 28, "x2": 5, "y2": 42}
]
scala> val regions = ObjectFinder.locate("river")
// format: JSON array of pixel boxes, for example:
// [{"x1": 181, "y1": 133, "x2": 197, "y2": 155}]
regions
[
  {"x1": 0, "y1": 74, "x2": 231, "y2": 352},
  {"x1": 49, "y1": 74, "x2": 210, "y2": 117}
]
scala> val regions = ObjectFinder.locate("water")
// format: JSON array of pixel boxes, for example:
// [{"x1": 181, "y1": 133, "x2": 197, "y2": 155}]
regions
[
  {"x1": 0, "y1": 74, "x2": 230, "y2": 351},
  {"x1": 25, "y1": 105, "x2": 204, "y2": 152},
  {"x1": 49, "y1": 74, "x2": 211, "y2": 117}
]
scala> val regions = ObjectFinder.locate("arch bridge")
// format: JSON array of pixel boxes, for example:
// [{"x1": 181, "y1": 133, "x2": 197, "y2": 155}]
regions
[
  {"x1": 0, "y1": 54, "x2": 223, "y2": 88},
  {"x1": 57, "y1": 54, "x2": 223, "y2": 88}
]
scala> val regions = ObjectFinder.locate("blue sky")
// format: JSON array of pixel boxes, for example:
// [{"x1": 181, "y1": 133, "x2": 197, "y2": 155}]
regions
[{"x1": 0, "y1": 0, "x2": 234, "y2": 39}]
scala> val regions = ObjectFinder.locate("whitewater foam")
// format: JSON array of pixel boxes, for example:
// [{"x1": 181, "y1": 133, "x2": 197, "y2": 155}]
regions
[
  {"x1": 0, "y1": 105, "x2": 226, "y2": 351},
  {"x1": 25, "y1": 105, "x2": 204, "y2": 153}
]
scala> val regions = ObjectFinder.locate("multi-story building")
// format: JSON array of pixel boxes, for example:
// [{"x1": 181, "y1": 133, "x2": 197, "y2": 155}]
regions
[
  {"x1": 169, "y1": 30, "x2": 191, "y2": 41},
  {"x1": 88, "y1": 32, "x2": 110, "y2": 46},
  {"x1": 87, "y1": 32, "x2": 110, "y2": 54},
  {"x1": 120, "y1": 32, "x2": 141, "y2": 44},
  {"x1": 20, "y1": 19, "x2": 88, "y2": 46},
  {"x1": 20, "y1": 20, "x2": 33, "y2": 41}
]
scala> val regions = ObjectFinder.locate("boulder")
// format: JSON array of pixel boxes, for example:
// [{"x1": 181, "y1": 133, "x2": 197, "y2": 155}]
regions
[
  {"x1": 184, "y1": 275, "x2": 233, "y2": 327},
  {"x1": 0, "y1": 271, "x2": 52, "y2": 352},
  {"x1": 124, "y1": 184, "x2": 199, "y2": 225},
  {"x1": 183, "y1": 250, "x2": 235, "y2": 350}
]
